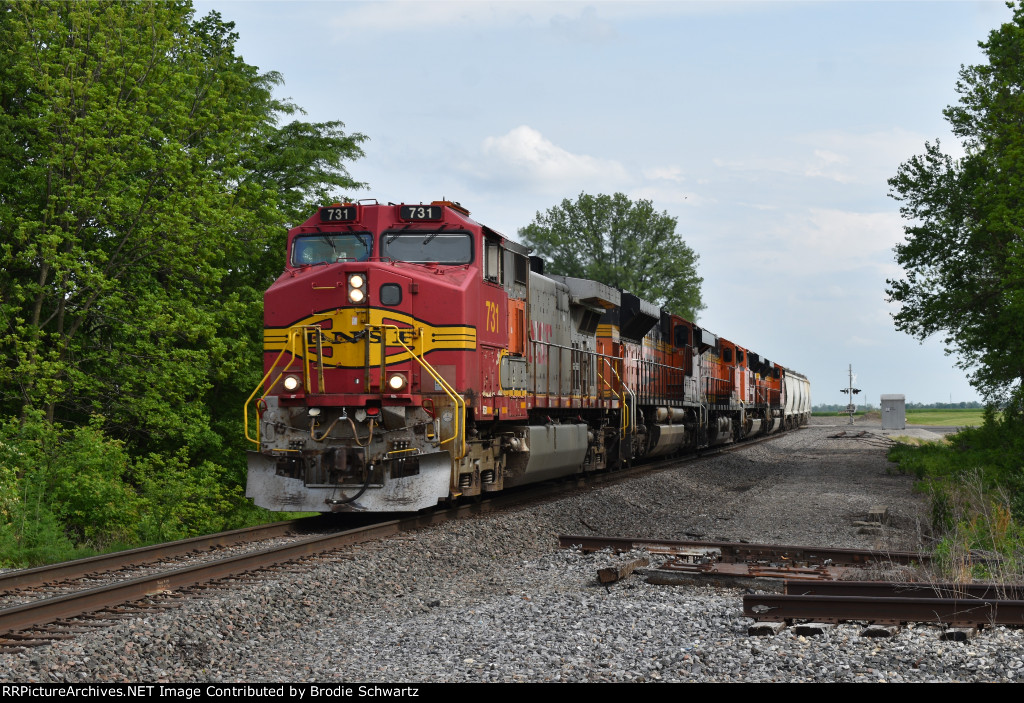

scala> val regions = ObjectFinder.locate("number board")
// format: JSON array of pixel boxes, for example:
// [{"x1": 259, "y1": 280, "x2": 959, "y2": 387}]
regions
[
  {"x1": 400, "y1": 205, "x2": 443, "y2": 222},
  {"x1": 320, "y1": 206, "x2": 358, "y2": 223}
]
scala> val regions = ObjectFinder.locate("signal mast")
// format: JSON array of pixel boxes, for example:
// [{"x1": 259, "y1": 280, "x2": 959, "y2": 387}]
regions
[{"x1": 841, "y1": 363, "x2": 862, "y2": 425}]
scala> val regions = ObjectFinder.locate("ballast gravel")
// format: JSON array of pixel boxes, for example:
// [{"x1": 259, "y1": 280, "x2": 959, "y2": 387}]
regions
[{"x1": 4, "y1": 417, "x2": 1022, "y2": 683}]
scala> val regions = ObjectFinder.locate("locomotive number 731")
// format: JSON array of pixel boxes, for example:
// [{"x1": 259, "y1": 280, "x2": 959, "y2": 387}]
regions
[{"x1": 484, "y1": 300, "x2": 500, "y2": 333}]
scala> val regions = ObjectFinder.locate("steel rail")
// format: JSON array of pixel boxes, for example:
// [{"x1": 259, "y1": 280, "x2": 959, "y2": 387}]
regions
[
  {"x1": 784, "y1": 580, "x2": 1024, "y2": 600},
  {"x1": 558, "y1": 535, "x2": 926, "y2": 566},
  {"x1": 0, "y1": 492, "x2": 555, "y2": 638},
  {"x1": 0, "y1": 518, "x2": 413, "y2": 636},
  {"x1": 743, "y1": 592, "x2": 1024, "y2": 627},
  {"x1": 0, "y1": 518, "x2": 319, "y2": 593}
]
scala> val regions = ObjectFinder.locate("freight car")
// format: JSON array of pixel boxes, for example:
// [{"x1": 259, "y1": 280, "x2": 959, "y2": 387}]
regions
[{"x1": 244, "y1": 201, "x2": 811, "y2": 512}]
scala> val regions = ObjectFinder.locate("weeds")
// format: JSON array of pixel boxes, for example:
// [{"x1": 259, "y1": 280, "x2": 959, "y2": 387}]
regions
[
  {"x1": 912, "y1": 473, "x2": 1024, "y2": 588},
  {"x1": 887, "y1": 405, "x2": 1024, "y2": 585}
]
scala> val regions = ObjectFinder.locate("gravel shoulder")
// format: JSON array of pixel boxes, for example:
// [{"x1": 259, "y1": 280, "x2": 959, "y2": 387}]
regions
[{"x1": 5, "y1": 418, "x2": 1022, "y2": 683}]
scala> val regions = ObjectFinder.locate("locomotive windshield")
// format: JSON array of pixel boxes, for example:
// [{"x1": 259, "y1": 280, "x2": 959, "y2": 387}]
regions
[
  {"x1": 291, "y1": 232, "x2": 372, "y2": 266},
  {"x1": 380, "y1": 231, "x2": 473, "y2": 265}
]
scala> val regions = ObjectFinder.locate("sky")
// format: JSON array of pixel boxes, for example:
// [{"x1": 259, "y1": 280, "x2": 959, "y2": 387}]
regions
[{"x1": 194, "y1": 0, "x2": 1011, "y2": 407}]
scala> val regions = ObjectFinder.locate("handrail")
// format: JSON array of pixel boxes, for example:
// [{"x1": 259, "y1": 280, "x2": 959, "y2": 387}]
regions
[
  {"x1": 599, "y1": 356, "x2": 631, "y2": 438},
  {"x1": 375, "y1": 324, "x2": 466, "y2": 460},
  {"x1": 243, "y1": 324, "x2": 324, "y2": 446}
]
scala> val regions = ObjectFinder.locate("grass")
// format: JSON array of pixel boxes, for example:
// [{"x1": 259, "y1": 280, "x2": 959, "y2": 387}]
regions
[
  {"x1": 905, "y1": 408, "x2": 988, "y2": 426},
  {"x1": 814, "y1": 408, "x2": 988, "y2": 426},
  {"x1": 888, "y1": 435, "x2": 950, "y2": 447}
]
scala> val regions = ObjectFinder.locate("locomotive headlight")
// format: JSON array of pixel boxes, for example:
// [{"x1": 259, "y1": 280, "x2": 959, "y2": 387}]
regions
[
  {"x1": 347, "y1": 273, "x2": 367, "y2": 304},
  {"x1": 283, "y1": 375, "x2": 302, "y2": 391},
  {"x1": 387, "y1": 372, "x2": 408, "y2": 391}
]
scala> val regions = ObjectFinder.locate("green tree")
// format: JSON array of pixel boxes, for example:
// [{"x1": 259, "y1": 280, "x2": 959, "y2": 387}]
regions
[
  {"x1": 887, "y1": 2, "x2": 1024, "y2": 405},
  {"x1": 0, "y1": 0, "x2": 366, "y2": 559},
  {"x1": 519, "y1": 193, "x2": 704, "y2": 320}
]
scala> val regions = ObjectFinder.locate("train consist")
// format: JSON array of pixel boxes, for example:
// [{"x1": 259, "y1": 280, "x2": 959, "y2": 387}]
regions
[{"x1": 245, "y1": 201, "x2": 810, "y2": 512}]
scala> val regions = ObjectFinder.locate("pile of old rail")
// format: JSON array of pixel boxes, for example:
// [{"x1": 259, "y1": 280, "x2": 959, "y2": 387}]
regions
[
  {"x1": 746, "y1": 581, "x2": 1024, "y2": 628},
  {"x1": 827, "y1": 429, "x2": 895, "y2": 447},
  {"x1": 561, "y1": 535, "x2": 1024, "y2": 630},
  {"x1": 559, "y1": 534, "x2": 925, "y2": 586}
]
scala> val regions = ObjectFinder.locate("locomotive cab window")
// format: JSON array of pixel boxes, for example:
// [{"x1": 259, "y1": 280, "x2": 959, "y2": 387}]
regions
[
  {"x1": 381, "y1": 230, "x2": 473, "y2": 265},
  {"x1": 674, "y1": 326, "x2": 690, "y2": 348},
  {"x1": 292, "y1": 232, "x2": 372, "y2": 266},
  {"x1": 484, "y1": 239, "x2": 502, "y2": 283},
  {"x1": 513, "y1": 253, "x2": 528, "y2": 284}
]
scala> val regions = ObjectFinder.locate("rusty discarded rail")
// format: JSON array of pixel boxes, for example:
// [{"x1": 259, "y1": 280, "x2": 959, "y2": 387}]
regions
[
  {"x1": 784, "y1": 580, "x2": 1024, "y2": 600},
  {"x1": 558, "y1": 535, "x2": 926, "y2": 567},
  {"x1": 743, "y1": 591, "x2": 1024, "y2": 627}
]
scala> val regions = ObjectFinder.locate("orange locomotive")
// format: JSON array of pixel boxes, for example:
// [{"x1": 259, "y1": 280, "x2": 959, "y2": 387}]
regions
[{"x1": 244, "y1": 201, "x2": 811, "y2": 512}]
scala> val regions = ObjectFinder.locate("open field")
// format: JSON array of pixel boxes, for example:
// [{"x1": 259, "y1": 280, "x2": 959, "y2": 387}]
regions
[
  {"x1": 904, "y1": 408, "x2": 987, "y2": 427},
  {"x1": 814, "y1": 408, "x2": 987, "y2": 427}
]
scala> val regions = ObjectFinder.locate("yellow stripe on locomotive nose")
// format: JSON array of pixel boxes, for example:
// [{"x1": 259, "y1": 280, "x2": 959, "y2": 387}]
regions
[{"x1": 263, "y1": 308, "x2": 477, "y2": 368}]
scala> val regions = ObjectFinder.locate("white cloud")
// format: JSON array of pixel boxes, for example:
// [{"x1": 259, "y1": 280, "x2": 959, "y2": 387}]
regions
[
  {"x1": 712, "y1": 128, "x2": 956, "y2": 185},
  {"x1": 713, "y1": 151, "x2": 855, "y2": 184},
  {"x1": 800, "y1": 209, "x2": 904, "y2": 260},
  {"x1": 804, "y1": 149, "x2": 852, "y2": 182},
  {"x1": 469, "y1": 125, "x2": 629, "y2": 192},
  {"x1": 643, "y1": 166, "x2": 685, "y2": 182},
  {"x1": 715, "y1": 208, "x2": 905, "y2": 280},
  {"x1": 792, "y1": 128, "x2": 951, "y2": 184}
]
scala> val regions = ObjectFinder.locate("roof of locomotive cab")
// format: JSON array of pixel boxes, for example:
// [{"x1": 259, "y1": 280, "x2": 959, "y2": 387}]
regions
[{"x1": 291, "y1": 201, "x2": 518, "y2": 245}]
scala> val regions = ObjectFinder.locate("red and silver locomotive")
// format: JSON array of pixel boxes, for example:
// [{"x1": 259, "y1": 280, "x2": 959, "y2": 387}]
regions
[{"x1": 244, "y1": 201, "x2": 810, "y2": 512}]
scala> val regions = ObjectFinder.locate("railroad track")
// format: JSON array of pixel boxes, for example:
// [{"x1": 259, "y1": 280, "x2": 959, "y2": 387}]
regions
[
  {"x1": 0, "y1": 430, "x2": 794, "y2": 651},
  {"x1": 0, "y1": 515, "x2": 428, "y2": 651},
  {"x1": 560, "y1": 533, "x2": 1024, "y2": 633},
  {"x1": 0, "y1": 478, "x2": 588, "y2": 650}
]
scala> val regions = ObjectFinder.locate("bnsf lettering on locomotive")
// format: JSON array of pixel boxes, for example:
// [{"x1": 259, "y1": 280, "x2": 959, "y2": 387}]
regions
[
  {"x1": 332, "y1": 330, "x2": 365, "y2": 343},
  {"x1": 331, "y1": 329, "x2": 413, "y2": 344}
]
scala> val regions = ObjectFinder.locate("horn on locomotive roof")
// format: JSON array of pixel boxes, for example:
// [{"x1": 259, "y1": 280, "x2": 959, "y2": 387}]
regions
[{"x1": 431, "y1": 200, "x2": 470, "y2": 216}]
